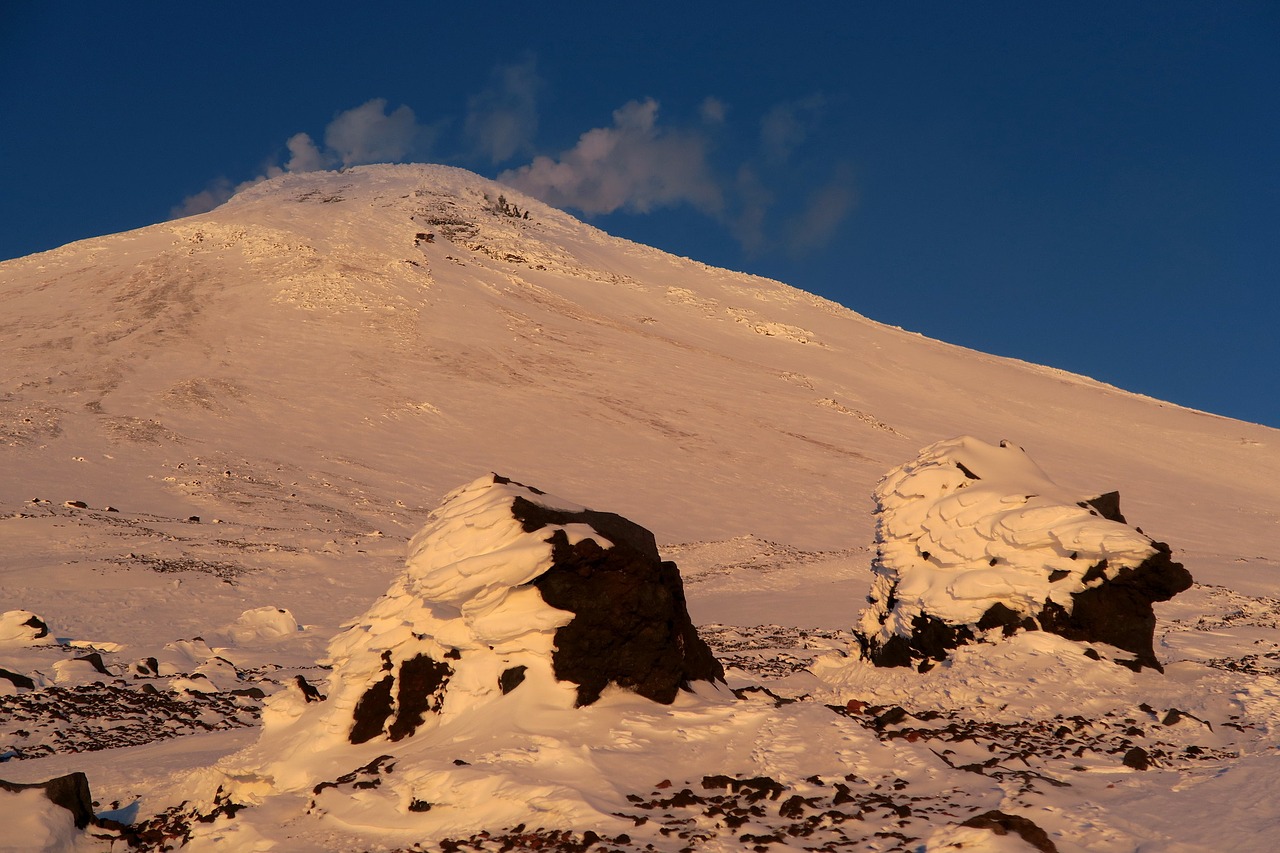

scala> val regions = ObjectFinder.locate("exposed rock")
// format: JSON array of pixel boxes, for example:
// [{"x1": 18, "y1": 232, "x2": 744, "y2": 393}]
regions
[
  {"x1": 0, "y1": 772, "x2": 95, "y2": 829},
  {"x1": 857, "y1": 437, "x2": 1192, "y2": 671},
  {"x1": 515, "y1": 492, "x2": 724, "y2": 706},
  {"x1": 958, "y1": 809, "x2": 1059, "y2": 852},
  {"x1": 233, "y1": 474, "x2": 722, "y2": 772},
  {"x1": 0, "y1": 667, "x2": 36, "y2": 690},
  {"x1": 1122, "y1": 746, "x2": 1151, "y2": 770}
]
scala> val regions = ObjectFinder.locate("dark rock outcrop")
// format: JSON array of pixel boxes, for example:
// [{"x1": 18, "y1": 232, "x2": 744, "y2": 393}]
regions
[
  {"x1": 1034, "y1": 542, "x2": 1191, "y2": 671},
  {"x1": 516, "y1": 496, "x2": 725, "y2": 706},
  {"x1": 959, "y1": 809, "x2": 1059, "y2": 853},
  {"x1": 282, "y1": 473, "x2": 724, "y2": 751},
  {"x1": 0, "y1": 772, "x2": 95, "y2": 829}
]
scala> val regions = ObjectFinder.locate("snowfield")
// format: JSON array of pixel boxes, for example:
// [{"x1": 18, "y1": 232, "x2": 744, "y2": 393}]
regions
[{"x1": 1, "y1": 164, "x2": 1278, "y2": 852}]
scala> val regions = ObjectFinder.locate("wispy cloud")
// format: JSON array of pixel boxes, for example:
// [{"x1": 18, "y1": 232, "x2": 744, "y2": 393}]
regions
[
  {"x1": 465, "y1": 56, "x2": 541, "y2": 164},
  {"x1": 498, "y1": 98, "x2": 722, "y2": 216},
  {"x1": 729, "y1": 165, "x2": 774, "y2": 254},
  {"x1": 760, "y1": 94, "x2": 827, "y2": 163},
  {"x1": 172, "y1": 177, "x2": 238, "y2": 218},
  {"x1": 174, "y1": 78, "x2": 854, "y2": 257},
  {"x1": 173, "y1": 99, "x2": 435, "y2": 217},
  {"x1": 786, "y1": 166, "x2": 856, "y2": 255},
  {"x1": 325, "y1": 98, "x2": 427, "y2": 167},
  {"x1": 699, "y1": 96, "x2": 727, "y2": 125}
]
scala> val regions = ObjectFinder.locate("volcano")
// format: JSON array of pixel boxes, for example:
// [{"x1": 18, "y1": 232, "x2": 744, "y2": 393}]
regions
[{"x1": 1, "y1": 164, "x2": 1278, "y2": 852}]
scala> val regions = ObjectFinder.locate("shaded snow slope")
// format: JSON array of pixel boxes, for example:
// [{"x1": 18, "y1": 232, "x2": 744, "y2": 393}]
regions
[{"x1": 1, "y1": 164, "x2": 1279, "y2": 851}]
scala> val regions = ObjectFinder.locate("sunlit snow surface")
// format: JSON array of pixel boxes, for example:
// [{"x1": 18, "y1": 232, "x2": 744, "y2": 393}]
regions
[{"x1": 1, "y1": 164, "x2": 1279, "y2": 852}]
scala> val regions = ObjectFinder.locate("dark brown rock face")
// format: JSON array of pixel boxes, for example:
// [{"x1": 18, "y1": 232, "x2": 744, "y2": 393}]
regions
[
  {"x1": 1035, "y1": 542, "x2": 1191, "y2": 671},
  {"x1": 513, "y1": 496, "x2": 724, "y2": 707},
  {"x1": 959, "y1": 810, "x2": 1059, "y2": 852},
  {"x1": 349, "y1": 654, "x2": 454, "y2": 745},
  {"x1": 0, "y1": 772, "x2": 95, "y2": 829},
  {"x1": 340, "y1": 475, "x2": 722, "y2": 744},
  {"x1": 862, "y1": 540, "x2": 1191, "y2": 672}
]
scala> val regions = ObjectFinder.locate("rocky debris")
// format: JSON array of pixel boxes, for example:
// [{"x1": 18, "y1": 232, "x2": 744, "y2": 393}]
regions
[
  {"x1": 409, "y1": 771, "x2": 977, "y2": 853},
  {"x1": 0, "y1": 630, "x2": 313, "y2": 758},
  {"x1": 827, "y1": 699, "x2": 1236, "y2": 784},
  {"x1": 111, "y1": 552, "x2": 245, "y2": 579},
  {"x1": 607, "y1": 772, "x2": 961, "y2": 852},
  {"x1": 121, "y1": 786, "x2": 248, "y2": 849},
  {"x1": 699, "y1": 623, "x2": 855, "y2": 679},
  {"x1": 0, "y1": 681, "x2": 263, "y2": 759},
  {"x1": 856, "y1": 437, "x2": 1192, "y2": 671}
]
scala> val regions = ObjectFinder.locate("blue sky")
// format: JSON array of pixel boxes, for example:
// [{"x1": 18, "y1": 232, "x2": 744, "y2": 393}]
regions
[{"x1": 3, "y1": 2, "x2": 1277, "y2": 427}]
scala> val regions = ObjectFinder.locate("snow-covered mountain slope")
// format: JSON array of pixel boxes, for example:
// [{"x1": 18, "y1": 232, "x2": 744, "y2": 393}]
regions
[{"x1": 2, "y1": 164, "x2": 1279, "y2": 852}]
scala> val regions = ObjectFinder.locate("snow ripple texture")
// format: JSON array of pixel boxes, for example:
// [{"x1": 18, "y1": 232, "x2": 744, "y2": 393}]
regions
[
  {"x1": 231, "y1": 475, "x2": 599, "y2": 792},
  {"x1": 859, "y1": 436, "x2": 1157, "y2": 645}
]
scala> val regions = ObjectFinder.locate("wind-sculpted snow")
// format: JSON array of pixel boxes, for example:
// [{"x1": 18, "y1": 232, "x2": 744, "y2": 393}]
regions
[
  {"x1": 858, "y1": 436, "x2": 1192, "y2": 669},
  {"x1": 201, "y1": 474, "x2": 721, "y2": 802}
]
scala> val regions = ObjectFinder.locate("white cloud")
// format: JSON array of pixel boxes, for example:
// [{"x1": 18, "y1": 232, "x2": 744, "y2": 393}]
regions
[
  {"x1": 324, "y1": 98, "x2": 423, "y2": 166},
  {"x1": 699, "y1": 96, "x2": 727, "y2": 125},
  {"x1": 730, "y1": 165, "x2": 774, "y2": 253},
  {"x1": 170, "y1": 99, "x2": 431, "y2": 218},
  {"x1": 284, "y1": 132, "x2": 329, "y2": 173},
  {"x1": 465, "y1": 57, "x2": 541, "y2": 164},
  {"x1": 498, "y1": 98, "x2": 722, "y2": 216},
  {"x1": 172, "y1": 177, "x2": 236, "y2": 217}
]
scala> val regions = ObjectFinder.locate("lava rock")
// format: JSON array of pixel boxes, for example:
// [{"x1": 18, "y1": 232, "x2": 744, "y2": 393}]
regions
[
  {"x1": 959, "y1": 809, "x2": 1058, "y2": 852},
  {"x1": 257, "y1": 474, "x2": 723, "y2": 756},
  {"x1": 857, "y1": 437, "x2": 1192, "y2": 671},
  {"x1": 0, "y1": 610, "x2": 51, "y2": 645},
  {"x1": 0, "y1": 772, "x2": 96, "y2": 829},
  {"x1": 516, "y1": 493, "x2": 724, "y2": 706}
]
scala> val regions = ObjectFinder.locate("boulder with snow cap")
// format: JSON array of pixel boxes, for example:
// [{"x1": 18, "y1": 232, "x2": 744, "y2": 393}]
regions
[
  {"x1": 0, "y1": 610, "x2": 50, "y2": 645},
  {"x1": 249, "y1": 474, "x2": 722, "y2": 762},
  {"x1": 856, "y1": 437, "x2": 1192, "y2": 671}
]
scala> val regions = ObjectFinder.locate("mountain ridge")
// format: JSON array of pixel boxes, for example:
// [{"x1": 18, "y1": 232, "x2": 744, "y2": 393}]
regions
[{"x1": 4, "y1": 164, "x2": 1274, "y2": 555}]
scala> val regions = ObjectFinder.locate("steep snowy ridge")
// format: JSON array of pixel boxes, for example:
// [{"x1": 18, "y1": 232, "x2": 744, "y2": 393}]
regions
[{"x1": 2, "y1": 164, "x2": 1279, "y2": 852}]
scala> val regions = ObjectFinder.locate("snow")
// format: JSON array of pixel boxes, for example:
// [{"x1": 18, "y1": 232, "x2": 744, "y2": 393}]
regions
[
  {"x1": 0, "y1": 610, "x2": 49, "y2": 646},
  {"x1": 1, "y1": 163, "x2": 1279, "y2": 851},
  {"x1": 0, "y1": 788, "x2": 82, "y2": 852},
  {"x1": 217, "y1": 476, "x2": 586, "y2": 792},
  {"x1": 860, "y1": 436, "x2": 1162, "y2": 645}
]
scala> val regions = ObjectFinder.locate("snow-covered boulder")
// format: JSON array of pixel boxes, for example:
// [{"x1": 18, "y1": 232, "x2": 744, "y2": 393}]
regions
[
  {"x1": 251, "y1": 474, "x2": 722, "y2": 761},
  {"x1": 0, "y1": 610, "x2": 50, "y2": 645},
  {"x1": 0, "y1": 772, "x2": 95, "y2": 836},
  {"x1": 856, "y1": 437, "x2": 1192, "y2": 671}
]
